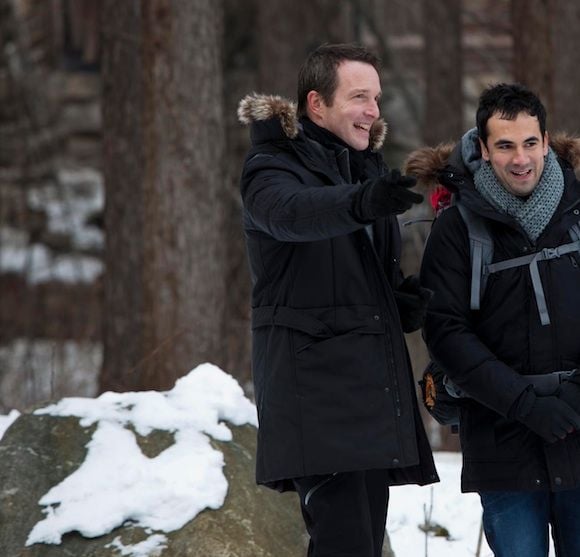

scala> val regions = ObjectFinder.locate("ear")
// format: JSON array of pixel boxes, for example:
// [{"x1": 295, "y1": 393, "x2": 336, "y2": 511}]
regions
[
  {"x1": 306, "y1": 90, "x2": 325, "y2": 120},
  {"x1": 479, "y1": 137, "x2": 490, "y2": 161},
  {"x1": 543, "y1": 131, "x2": 549, "y2": 156}
]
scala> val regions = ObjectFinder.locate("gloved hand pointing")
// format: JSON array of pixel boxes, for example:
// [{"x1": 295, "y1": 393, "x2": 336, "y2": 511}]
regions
[{"x1": 353, "y1": 169, "x2": 423, "y2": 221}]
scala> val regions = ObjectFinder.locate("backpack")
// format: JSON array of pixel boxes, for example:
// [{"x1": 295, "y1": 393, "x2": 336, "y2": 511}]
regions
[{"x1": 418, "y1": 201, "x2": 580, "y2": 426}]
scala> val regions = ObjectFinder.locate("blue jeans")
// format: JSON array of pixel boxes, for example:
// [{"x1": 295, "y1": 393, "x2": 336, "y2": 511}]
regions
[{"x1": 480, "y1": 488, "x2": 580, "y2": 557}]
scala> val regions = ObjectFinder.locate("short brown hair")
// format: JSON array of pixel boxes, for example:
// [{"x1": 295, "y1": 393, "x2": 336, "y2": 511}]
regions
[{"x1": 296, "y1": 43, "x2": 381, "y2": 118}]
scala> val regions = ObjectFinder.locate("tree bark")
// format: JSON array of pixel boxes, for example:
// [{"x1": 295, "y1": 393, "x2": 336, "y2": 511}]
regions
[
  {"x1": 512, "y1": 0, "x2": 580, "y2": 133},
  {"x1": 511, "y1": 0, "x2": 553, "y2": 112},
  {"x1": 423, "y1": 0, "x2": 463, "y2": 145},
  {"x1": 257, "y1": 0, "x2": 352, "y2": 96},
  {"x1": 547, "y1": 1, "x2": 580, "y2": 133},
  {"x1": 100, "y1": 0, "x2": 227, "y2": 392}
]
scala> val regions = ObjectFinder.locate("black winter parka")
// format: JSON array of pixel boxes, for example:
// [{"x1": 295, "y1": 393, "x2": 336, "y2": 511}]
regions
[
  {"x1": 418, "y1": 140, "x2": 580, "y2": 493},
  {"x1": 238, "y1": 94, "x2": 438, "y2": 491}
]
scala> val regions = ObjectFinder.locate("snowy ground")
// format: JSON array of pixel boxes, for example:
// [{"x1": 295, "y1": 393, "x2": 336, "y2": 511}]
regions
[
  {"x1": 388, "y1": 452, "x2": 491, "y2": 556},
  {"x1": 0, "y1": 365, "x2": 557, "y2": 557}
]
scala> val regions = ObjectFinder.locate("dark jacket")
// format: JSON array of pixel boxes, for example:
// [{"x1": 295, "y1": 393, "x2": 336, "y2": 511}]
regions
[
  {"x1": 238, "y1": 93, "x2": 438, "y2": 491},
  {"x1": 413, "y1": 137, "x2": 580, "y2": 492}
]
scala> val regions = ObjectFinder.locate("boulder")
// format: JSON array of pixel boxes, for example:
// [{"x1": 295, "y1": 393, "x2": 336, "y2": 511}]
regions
[{"x1": 0, "y1": 413, "x2": 308, "y2": 556}]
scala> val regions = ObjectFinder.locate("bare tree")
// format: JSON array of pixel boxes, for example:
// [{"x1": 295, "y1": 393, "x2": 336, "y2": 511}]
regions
[
  {"x1": 423, "y1": 0, "x2": 463, "y2": 145},
  {"x1": 511, "y1": 1, "x2": 552, "y2": 111},
  {"x1": 257, "y1": 0, "x2": 352, "y2": 96},
  {"x1": 512, "y1": 0, "x2": 580, "y2": 133},
  {"x1": 100, "y1": 1, "x2": 227, "y2": 392}
]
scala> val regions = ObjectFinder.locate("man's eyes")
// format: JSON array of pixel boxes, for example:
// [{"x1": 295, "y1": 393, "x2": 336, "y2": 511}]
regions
[{"x1": 497, "y1": 142, "x2": 538, "y2": 150}]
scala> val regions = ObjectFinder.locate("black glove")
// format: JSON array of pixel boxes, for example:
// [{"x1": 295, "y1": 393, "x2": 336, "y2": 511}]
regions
[
  {"x1": 510, "y1": 386, "x2": 580, "y2": 443},
  {"x1": 353, "y1": 169, "x2": 423, "y2": 221},
  {"x1": 557, "y1": 370, "x2": 580, "y2": 413},
  {"x1": 394, "y1": 274, "x2": 433, "y2": 333}
]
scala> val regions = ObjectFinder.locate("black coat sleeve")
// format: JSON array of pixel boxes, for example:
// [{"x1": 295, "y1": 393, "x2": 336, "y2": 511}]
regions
[
  {"x1": 240, "y1": 152, "x2": 367, "y2": 242},
  {"x1": 420, "y1": 207, "x2": 531, "y2": 417}
]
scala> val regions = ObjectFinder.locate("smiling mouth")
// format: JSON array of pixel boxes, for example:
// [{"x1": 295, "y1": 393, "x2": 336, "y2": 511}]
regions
[
  {"x1": 354, "y1": 123, "x2": 370, "y2": 132},
  {"x1": 510, "y1": 169, "x2": 532, "y2": 178}
]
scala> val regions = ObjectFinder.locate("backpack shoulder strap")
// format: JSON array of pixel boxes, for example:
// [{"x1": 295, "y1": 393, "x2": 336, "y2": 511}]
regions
[
  {"x1": 483, "y1": 218, "x2": 580, "y2": 326},
  {"x1": 456, "y1": 203, "x2": 494, "y2": 311},
  {"x1": 569, "y1": 221, "x2": 580, "y2": 242}
]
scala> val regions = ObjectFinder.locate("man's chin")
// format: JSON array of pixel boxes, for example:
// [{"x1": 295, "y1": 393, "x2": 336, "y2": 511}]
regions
[
  {"x1": 506, "y1": 181, "x2": 538, "y2": 197},
  {"x1": 350, "y1": 139, "x2": 370, "y2": 151}
]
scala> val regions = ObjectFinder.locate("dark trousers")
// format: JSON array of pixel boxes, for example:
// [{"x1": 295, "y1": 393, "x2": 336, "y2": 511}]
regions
[
  {"x1": 480, "y1": 487, "x2": 580, "y2": 557},
  {"x1": 292, "y1": 469, "x2": 390, "y2": 557}
]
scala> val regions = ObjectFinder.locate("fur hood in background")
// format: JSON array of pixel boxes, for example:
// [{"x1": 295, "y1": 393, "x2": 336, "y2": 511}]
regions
[
  {"x1": 238, "y1": 93, "x2": 388, "y2": 152},
  {"x1": 404, "y1": 133, "x2": 580, "y2": 192}
]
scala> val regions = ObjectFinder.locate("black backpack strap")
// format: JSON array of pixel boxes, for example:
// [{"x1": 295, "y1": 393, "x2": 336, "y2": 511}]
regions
[
  {"x1": 569, "y1": 222, "x2": 580, "y2": 242},
  {"x1": 456, "y1": 203, "x2": 494, "y2": 310},
  {"x1": 485, "y1": 219, "x2": 580, "y2": 326},
  {"x1": 487, "y1": 238, "x2": 580, "y2": 325}
]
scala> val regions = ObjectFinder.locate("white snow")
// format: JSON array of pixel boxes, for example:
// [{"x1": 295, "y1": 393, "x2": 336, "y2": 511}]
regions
[
  {"x1": 0, "y1": 166, "x2": 105, "y2": 284},
  {"x1": 27, "y1": 168, "x2": 105, "y2": 251},
  {"x1": 0, "y1": 238, "x2": 103, "y2": 283},
  {"x1": 25, "y1": 363, "x2": 257, "y2": 552},
  {"x1": 0, "y1": 363, "x2": 557, "y2": 556},
  {"x1": 388, "y1": 452, "x2": 492, "y2": 556},
  {"x1": 0, "y1": 409, "x2": 20, "y2": 439},
  {"x1": 106, "y1": 534, "x2": 168, "y2": 557}
]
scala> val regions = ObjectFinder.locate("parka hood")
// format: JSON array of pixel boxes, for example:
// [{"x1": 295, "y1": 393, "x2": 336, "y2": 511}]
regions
[
  {"x1": 238, "y1": 93, "x2": 388, "y2": 152},
  {"x1": 404, "y1": 133, "x2": 580, "y2": 192}
]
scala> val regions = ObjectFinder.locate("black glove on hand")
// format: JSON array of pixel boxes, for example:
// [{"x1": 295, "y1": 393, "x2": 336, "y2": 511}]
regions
[
  {"x1": 557, "y1": 369, "x2": 580, "y2": 413},
  {"x1": 510, "y1": 386, "x2": 580, "y2": 443},
  {"x1": 353, "y1": 169, "x2": 423, "y2": 221},
  {"x1": 394, "y1": 274, "x2": 433, "y2": 333}
]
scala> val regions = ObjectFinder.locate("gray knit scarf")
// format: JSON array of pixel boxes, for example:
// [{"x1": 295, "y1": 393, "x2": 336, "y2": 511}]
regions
[{"x1": 461, "y1": 128, "x2": 564, "y2": 242}]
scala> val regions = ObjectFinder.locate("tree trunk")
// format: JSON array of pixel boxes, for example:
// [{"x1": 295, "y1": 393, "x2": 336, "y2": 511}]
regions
[
  {"x1": 512, "y1": 0, "x2": 580, "y2": 133},
  {"x1": 257, "y1": 0, "x2": 352, "y2": 96},
  {"x1": 550, "y1": 2, "x2": 580, "y2": 132},
  {"x1": 423, "y1": 0, "x2": 463, "y2": 145},
  {"x1": 511, "y1": 0, "x2": 553, "y2": 112},
  {"x1": 100, "y1": 0, "x2": 227, "y2": 392}
]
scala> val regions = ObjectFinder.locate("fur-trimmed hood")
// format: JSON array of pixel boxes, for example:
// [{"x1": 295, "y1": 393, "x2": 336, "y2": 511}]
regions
[
  {"x1": 238, "y1": 93, "x2": 388, "y2": 152},
  {"x1": 404, "y1": 133, "x2": 580, "y2": 192}
]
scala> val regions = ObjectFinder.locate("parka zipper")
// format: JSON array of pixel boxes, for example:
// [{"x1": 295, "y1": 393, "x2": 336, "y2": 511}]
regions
[{"x1": 359, "y1": 230, "x2": 403, "y2": 418}]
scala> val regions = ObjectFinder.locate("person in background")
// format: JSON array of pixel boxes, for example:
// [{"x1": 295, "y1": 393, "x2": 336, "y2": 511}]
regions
[
  {"x1": 415, "y1": 83, "x2": 580, "y2": 557},
  {"x1": 237, "y1": 43, "x2": 438, "y2": 557}
]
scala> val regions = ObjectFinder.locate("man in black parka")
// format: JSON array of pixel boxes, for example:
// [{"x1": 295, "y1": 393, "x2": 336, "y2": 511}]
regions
[
  {"x1": 417, "y1": 83, "x2": 580, "y2": 556},
  {"x1": 238, "y1": 43, "x2": 438, "y2": 557}
]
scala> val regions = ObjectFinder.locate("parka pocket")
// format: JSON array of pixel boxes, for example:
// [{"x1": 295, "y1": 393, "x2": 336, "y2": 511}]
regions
[
  {"x1": 287, "y1": 304, "x2": 386, "y2": 352},
  {"x1": 289, "y1": 306, "x2": 388, "y2": 395},
  {"x1": 252, "y1": 303, "x2": 388, "y2": 397}
]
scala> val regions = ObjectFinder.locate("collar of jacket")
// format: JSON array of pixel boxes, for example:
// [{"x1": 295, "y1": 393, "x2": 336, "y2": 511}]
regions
[
  {"x1": 406, "y1": 135, "x2": 580, "y2": 225},
  {"x1": 237, "y1": 93, "x2": 388, "y2": 152},
  {"x1": 404, "y1": 133, "x2": 580, "y2": 192}
]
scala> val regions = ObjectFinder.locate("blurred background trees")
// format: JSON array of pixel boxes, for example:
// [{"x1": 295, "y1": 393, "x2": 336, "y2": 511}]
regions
[
  {"x1": 100, "y1": 0, "x2": 227, "y2": 391},
  {"x1": 2, "y1": 0, "x2": 580, "y2": 449}
]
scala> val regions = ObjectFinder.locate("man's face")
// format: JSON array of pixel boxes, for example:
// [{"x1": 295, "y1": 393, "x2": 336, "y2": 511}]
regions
[
  {"x1": 316, "y1": 61, "x2": 381, "y2": 151},
  {"x1": 480, "y1": 112, "x2": 549, "y2": 197}
]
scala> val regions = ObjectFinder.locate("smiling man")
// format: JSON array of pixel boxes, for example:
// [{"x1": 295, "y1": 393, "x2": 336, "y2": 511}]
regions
[
  {"x1": 237, "y1": 43, "x2": 438, "y2": 557},
  {"x1": 417, "y1": 83, "x2": 580, "y2": 556},
  {"x1": 480, "y1": 112, "x2": 548, "y2": 197}
]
